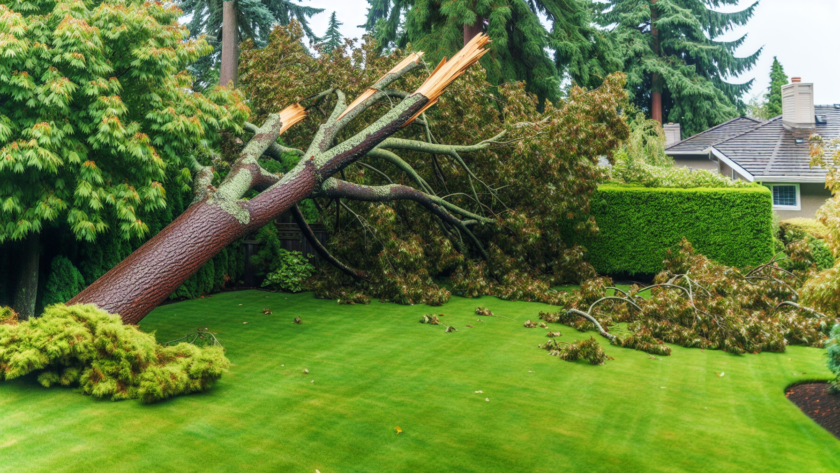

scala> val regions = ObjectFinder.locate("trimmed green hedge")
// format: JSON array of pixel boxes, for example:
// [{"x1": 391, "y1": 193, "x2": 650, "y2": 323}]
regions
[{"x1": 581, "y1": 183, "x2": 775, "y2": 274}]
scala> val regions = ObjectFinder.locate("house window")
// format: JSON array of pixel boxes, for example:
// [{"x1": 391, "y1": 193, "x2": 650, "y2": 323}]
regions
[
  {"x1": 773, "y1": 186, "x2": 796, "y2": 206},
  {"x1": 766, "y1": 184, "x2": 800, "y2": 210}
]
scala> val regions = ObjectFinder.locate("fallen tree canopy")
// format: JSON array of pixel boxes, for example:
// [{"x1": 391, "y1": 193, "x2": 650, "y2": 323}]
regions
[
  {"x1": 0, "y1": 304, "x2": 229, "y2": 403},
  {"x1": 240, "y1": 24, "x2": 630, "y2": 307},
  {"x1": 543, "y1": 239, "x2": 838, "y2": 358}
]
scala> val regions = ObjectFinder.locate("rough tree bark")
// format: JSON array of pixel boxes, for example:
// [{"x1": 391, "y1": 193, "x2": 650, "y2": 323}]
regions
[
  {"x1": 220, "y1": 0, "x2": 238, "y2": 88},
  {"x1": 650, "y1": 0, "x2": 662, "y2": 124},
  {"x1": 69, "y1": 36, "x2": 496, "y2": 324},
  {"x1": 464, "y1": 16, "x2": 484, "y2": 46},
  {"x1": 13, "y1": 232, "x2": 39, "y2": 320}
]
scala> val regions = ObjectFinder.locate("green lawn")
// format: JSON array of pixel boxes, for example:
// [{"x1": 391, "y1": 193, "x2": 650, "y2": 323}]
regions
[{"x1": 1, "y1": 290, "x2": 837, "y2": 472}]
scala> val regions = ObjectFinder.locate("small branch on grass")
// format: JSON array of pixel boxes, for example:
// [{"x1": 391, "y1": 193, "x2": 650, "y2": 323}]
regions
[{"x1": 565, "y1": 309, "x2": 616, "y2": 342}]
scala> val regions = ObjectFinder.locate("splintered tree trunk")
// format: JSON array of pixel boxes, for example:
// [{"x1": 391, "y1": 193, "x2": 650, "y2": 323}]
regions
[
  {"x1": 13, "y1": 233, "x2": 39, "y2": 320},
  {"x1": 220, "y1": 0, "x2": 238, "y2": 87},
  {"x1": 69, "y1": 167, "x2": 319, "y2": 324},
  {"x1": 464, "y1": 16, "x2": 484, "y2": 46}
]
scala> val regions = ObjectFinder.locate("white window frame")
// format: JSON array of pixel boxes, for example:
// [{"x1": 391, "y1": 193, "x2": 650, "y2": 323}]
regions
[{"x1": 766, "y1": 183, "x2": 801, "y2": 211}]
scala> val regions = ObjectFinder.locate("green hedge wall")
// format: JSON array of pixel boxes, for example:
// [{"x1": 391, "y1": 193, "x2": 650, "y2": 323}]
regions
[{"x1": 581, "y1": 183, "x2": 775, "y2": 274}]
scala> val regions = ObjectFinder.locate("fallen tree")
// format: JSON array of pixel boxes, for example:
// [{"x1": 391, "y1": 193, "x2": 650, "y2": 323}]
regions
[
  {"x1": 238, "y1": 25, "x2": 630, "y2": 306},
  {"x1": 70, "y1": 36, "x2": 499, "y2": 324}
]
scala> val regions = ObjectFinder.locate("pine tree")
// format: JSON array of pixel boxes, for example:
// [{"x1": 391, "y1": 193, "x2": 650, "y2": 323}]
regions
[
  {"x1": 178, "y1": 0, "x2": 324, "y2": 89},
  {"x1": 318, "y1": 12, "x2": 344, "y2": 54},
  {"x1": 765, "y1": 57, "x2": 787, "y2": 117},
  {"x1": 597, "y1": 0, "x2": 762, "y2": 136},
  {"x1": 362, "y1": 0, "x2": 619, "y2": 105}
]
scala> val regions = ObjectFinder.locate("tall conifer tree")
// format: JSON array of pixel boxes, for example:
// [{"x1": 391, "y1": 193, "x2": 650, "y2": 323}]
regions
[
  {"x1": 363, "y1": 0, "x2": 619, "y2": 104},
  {"x1": 179, "y1": 0, "x2": 323, "y2": 88},
  {"x1": 765, "y1": 57, "x2": 787, "y2": 117},
  {"x1": 319, "y1": 12, "x2": 344, "y2": 54},
  {"x1": 596, "y1": 0, "x2": 761, "y2": 135}
]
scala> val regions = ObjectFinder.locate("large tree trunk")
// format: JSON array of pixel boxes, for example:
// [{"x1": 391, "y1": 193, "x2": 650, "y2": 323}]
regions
[
  {"x1": 651, "y1": 85, "x2": 662, "y2": 124},
  {"x1": 464, "y1": 16, "x2": 484, "y2": 46},
  {"x1": 13, "y1": 233, "x2": 39, "y2": 320},
  {"x1": 220, "y1": 0, "x2": 238, "y2": 88},
  {"x1": 69, "y1": 165, "x2": 318, "y2": 324},
  {"x1": 650, "y1": 0, "x2": 663, "y2": 123}
]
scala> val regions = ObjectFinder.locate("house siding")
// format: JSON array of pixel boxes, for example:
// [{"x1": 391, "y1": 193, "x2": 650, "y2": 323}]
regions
[
  {"x1": 771, "y1": 183, "x2": 832, "y2": 219},
  {"x1": 672, "y1": 154, "x2": 718, "y2": 171}
]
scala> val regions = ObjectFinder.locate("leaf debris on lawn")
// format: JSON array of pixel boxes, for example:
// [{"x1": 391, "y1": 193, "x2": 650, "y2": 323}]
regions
[{"x1": 395, "y1": 426, "x2": 403, "y2": 434}]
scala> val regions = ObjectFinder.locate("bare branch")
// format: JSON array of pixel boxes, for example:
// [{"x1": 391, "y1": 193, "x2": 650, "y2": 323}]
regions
[
  {"x1": 379, "y1": 131, "x2": 506, "y2": 155},
  {"x1": 220, "y1": 105, "x2": 306, "y2": 199},
  {"x1": 356, "y1": 161, "x2": 394, "y2": 184},
  {"x1": 366, "y1": 148, "x2": 434, "y2": 194},
  {"x1": 773, "y1": 301, "x2": 827, "y2": 319},
  {"x1": 316, "y1": 179, "x2": 494, "y2": 225},
  {"x1": 243, "y1": 122, "x2": 305, "y2": 157},
  {"x1": 289, "y1": 204, "x2": 368, "y2": 280},
  {"x1": 566, "y1": 309, "x2": 616, "y2": 342}
]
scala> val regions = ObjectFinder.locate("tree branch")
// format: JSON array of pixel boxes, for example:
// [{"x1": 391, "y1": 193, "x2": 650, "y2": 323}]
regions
[
  {"x1": 316, "y1": 179, "x2": 494, "y2": 225},
  {"x1": 243, "y1": 122, "x2": 305, "y2": 158},
  {"x1": 220, "y1": 106, "x2": 306, "y2": 199},
  {"x1": 289, "y1": 204, "x2": 368, "y2": 280},
  {"x1": 366, "y1": 148, "x2": 434, "y2": 194}
]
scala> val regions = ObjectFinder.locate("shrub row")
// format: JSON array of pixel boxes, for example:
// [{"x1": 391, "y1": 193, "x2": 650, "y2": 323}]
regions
[{"x1": 579, "y1": 183, "x2": 775, "y2": 274}]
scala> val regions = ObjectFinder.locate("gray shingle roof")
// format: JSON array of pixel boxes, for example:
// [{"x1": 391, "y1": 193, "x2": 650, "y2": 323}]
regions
[
  {"x1": 712, "y1": 105, "x2": 840, "y2": 182},
  {"x1": 665, "y1": 117, "x2": 763, "y2": 154}
]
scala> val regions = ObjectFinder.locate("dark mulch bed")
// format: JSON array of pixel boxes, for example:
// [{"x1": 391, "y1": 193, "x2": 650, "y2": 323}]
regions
[{"x1": 786, "y1": 382, "x2": 840, "y2": 440}]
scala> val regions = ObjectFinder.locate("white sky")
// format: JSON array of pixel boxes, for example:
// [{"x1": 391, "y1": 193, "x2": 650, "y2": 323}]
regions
[{"x1": 306, "y1": 0, "x2": 840, "y2": 105}]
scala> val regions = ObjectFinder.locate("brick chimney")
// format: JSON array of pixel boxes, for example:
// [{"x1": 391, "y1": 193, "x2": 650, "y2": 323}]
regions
[
  {"x1": 782, "y1": 78, "x2": 815, "y2": 130},
  {"x1": 663, "y1": 123, "x2": 681, "y2": 147}
]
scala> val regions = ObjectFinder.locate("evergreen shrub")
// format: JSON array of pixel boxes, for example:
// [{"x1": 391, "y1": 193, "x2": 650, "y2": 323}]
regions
[
  {"x1": 262, "y1": 249, "x2": 315, "y2": 293},
  {"x1": 581, "y1": 184, "x2": 775, "y2": 274},
  {"x1": 829, "y1": 325, "x2": 840, "y2": 392},
  {"x1": 0, "y1": 304, "x2": 229, "y2": 403},
  {"x1": 41, "y1": 256, "x2": 86, "y2": 307}
]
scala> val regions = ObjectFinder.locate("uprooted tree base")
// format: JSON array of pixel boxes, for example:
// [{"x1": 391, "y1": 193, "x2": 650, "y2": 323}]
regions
[{"x1": 542, "y1": 239, "x2": 838, "y2": 359}]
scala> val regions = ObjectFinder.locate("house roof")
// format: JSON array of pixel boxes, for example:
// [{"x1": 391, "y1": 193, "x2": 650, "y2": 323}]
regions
[
  {"x1": 665, "y1": 117, "x2": 763, "y2": 154},
  {"x1": 711, "y1": 105, "x2": 840, "y2": 183}
]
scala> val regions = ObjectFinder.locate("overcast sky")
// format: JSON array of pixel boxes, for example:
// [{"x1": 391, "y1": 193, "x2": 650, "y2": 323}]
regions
[{"x1": 306, "y1": 0, "x2": 840, "y2": 105}]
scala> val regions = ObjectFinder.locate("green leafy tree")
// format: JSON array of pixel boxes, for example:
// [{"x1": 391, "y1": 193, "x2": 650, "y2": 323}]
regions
[
  {"x1": 596, "y1": 0, "x2": 761, "y2": 135},
  {"x1": 765, "y1": 56, "x2": 787, "y2": 117},
  {"x1": 318, "y1": 12, "x2": 343, "y2": 55},
  {"x1": 178, "y1": 0, "x2": 323, "y2": 89},
  {"x1": 0, "y1": 0, "x2": 247, "y2": 318},
  {"x1": 362, "y1": 0, "x2": 619, "y2": 104}
]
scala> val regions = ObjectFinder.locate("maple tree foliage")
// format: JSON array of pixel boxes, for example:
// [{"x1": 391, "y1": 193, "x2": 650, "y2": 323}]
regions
[
  {"x1": 0, "y1": 0, "x2": 248, "y2": 316},
  {"x1": 239, "y1": 23, "x2": 629, "y2": 305}
]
